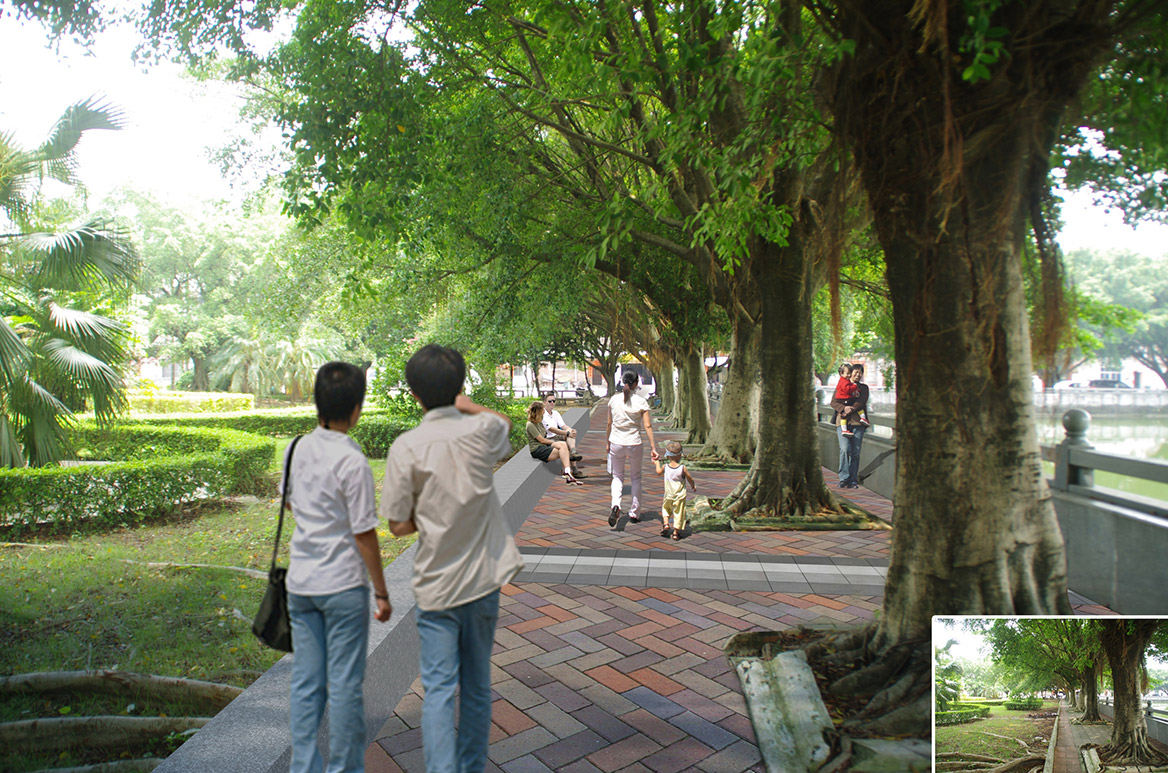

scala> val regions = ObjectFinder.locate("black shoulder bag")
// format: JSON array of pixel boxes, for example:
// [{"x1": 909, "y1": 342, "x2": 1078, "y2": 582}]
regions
[{"x1": 252, "y1": 435, "x2": 303, "y2": 652}]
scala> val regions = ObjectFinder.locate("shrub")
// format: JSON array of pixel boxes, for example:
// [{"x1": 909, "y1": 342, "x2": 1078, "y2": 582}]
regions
[
  {"x1": 949, "y1": 702, "x2": 993, "y2": 715},
  {"x1": 936, "y1": 706, "x2": 990, "y2": 725},
  {"x1": 0, "y1": 424, "x2": 274, "y2": 535},
  {"x1": 1004, "y1": 697, "x2": 1044, "y2": 711},
  {"x1": 127, "y1": 390, "x2": 255, "y2": 414}
]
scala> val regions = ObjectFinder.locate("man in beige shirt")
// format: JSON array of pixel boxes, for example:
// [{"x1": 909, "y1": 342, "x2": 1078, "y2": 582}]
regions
[{"x1": 380, "y1": 344, "x2": 522, "y2": 773}]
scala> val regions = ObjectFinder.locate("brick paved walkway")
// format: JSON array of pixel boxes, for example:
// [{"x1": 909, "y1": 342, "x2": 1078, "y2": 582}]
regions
[
  {"x1": 365, "y1": 405, "x2": 1113, "y2": 773},
  {"x1": 1052, "y1": 703, "x2": 1168, "y2": 773}
]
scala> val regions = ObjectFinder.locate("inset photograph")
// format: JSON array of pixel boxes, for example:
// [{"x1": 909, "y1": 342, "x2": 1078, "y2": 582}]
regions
[{"x1": 934, "y1": 617, "x2": 1168, "y2": 773}]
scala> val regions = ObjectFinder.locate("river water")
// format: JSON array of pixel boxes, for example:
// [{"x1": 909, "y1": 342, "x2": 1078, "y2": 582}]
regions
[{"x1": 1034, "y1": 414, "x2": 1168, "y2": 501}]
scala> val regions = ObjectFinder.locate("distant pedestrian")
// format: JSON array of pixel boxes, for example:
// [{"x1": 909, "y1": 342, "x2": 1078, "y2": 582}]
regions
[
  {"x1": 653, "y1": 441, "x2": 696, "y2": 540},
  {"x1": 832, "y1": 363, "x2": 870, "y2": 436},
  {"x1": 285, "y1": 362, "x2": 392, "y2": 773},
  {"x1": 831, "y1": 363, "x2": 869, "y2": 489},
  {"x1": 380, "y1": 344, "x2": 523, "y2": 773},
  {"x1": 606, "y1": 370, "x2": 659, "y2": 526}
]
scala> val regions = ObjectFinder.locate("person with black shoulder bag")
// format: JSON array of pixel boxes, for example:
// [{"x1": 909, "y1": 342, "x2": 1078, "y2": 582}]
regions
[{"x1": 269, "y1": 362, "x2": 391, "y2": 773}]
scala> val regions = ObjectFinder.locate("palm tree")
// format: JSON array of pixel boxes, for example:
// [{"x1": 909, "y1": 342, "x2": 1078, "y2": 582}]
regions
[{"x1": 0, "y1": 98, "x2": 139, "y2": 467}]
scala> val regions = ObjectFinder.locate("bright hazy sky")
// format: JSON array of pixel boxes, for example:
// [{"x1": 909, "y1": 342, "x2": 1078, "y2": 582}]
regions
[{"x1": 3, "y1": 14, "x2": 1168, "y2": 259}]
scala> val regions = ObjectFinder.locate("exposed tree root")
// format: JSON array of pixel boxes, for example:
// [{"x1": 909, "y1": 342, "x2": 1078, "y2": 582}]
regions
[
  {"x1": 975, "y1": 731, "x2": 1030, "y2": 750},
  {"x1": 941, "y1": 755, "x2": 1044, "y2": 773},
  {"x1": 0, "y1": 670, "x2": 242, "y2": 710},
  {"x1": 1, "y1": 542, "x2": 67, "y2": 549},
  {"x1": 936, "y1": 753, "x2": 1005, "y2": 762},
  {"x1": 35, "y1": 760, "x2": 162, "y2": 773},
  {"x1": 1098, "y1": 739, "x2": 1168, "y2": 766},
  {"x1": 1070, "y1": 716, "x2": 1108, "y2": 725},
  {"x1": 0, "y1": 715, "x2": 209, "y2": 752},
  {"x1": 120, "y1": 560, "x2": 267, "y2": 578}
]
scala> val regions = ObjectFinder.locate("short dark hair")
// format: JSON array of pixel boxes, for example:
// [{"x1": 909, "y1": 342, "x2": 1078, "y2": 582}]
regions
[
  {"x1": 315, "y1": 362, "x2": 366, "y2": 424},
  {"x1": 405, "y1": 344, "x2": 465, "y2": 409}
]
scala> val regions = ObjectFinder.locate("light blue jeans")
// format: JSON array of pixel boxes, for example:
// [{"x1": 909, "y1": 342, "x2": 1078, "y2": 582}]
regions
[
  {"x1": 289, "y1": 585, "x2": 370, "y2": 773},
  {"x1": 837, "y1": 424, "x2": 866, "y2": 486},
  {"x1": 416, "y1": 589, "x2": 501, "y2": 773}
]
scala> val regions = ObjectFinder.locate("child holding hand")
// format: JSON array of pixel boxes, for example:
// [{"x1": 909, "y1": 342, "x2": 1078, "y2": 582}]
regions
[{"x1": 653, "y1": 441, "x2": 696, "y2": 540}]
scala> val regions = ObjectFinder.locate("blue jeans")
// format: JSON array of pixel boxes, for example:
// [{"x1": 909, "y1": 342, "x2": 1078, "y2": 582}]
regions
[
  {"x1": 289, "y1": 586, "x2": 370, "y2": 773},
  {"x1": 416, "y1": 590, "x2": 501, "y2": 773},
  {"x1": 837, "y1": 424, "x2": 866, "y2": 486}
]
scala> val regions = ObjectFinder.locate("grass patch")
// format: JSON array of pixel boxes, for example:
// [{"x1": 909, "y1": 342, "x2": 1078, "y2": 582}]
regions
[
  {"x1": 1, "y1": 441, "x2": 413, "y2": 772},
  {"x1": 935, "y1": 699, "x2": 1057, "y2": 761}
]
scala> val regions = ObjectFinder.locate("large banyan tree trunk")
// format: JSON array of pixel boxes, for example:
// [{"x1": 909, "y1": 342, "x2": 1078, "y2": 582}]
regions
[
  {"x1": 676, "y1": 343, "x2": 712, "y2": 444},
  {"x1": 1080, "y1": 663, "x2": 1101, "y2": 722},
  {"x1": 655, "y1": 354, "x2": 676, "y2": 416},
  {"x1": 722, "y1": 235, "x2": 844, "y2": 518},
  {"x1": 1099, "y1": 620, "x2": 1165, "y2": 765},
  {"x1": 825, "y1": 1, "x2": 1122, "y2": 644},
  {"x1": 699, "y1": 318, "x2": 759, "y2": 463}
]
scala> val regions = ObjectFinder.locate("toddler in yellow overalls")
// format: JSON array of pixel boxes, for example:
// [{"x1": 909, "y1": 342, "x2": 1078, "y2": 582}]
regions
[{"x1": 653, "y1": 441, "x2": 697, "y2": 540}]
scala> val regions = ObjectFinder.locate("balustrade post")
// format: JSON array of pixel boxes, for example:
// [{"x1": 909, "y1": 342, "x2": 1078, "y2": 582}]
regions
[{"x1": 1053, "y1": 409, "x2": 1093, "y2": 490}]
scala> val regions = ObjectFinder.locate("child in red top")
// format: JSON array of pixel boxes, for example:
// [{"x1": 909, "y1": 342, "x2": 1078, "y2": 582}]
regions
[{"x1": 833, "y1": 364, "x2": 869, "y2": 436}]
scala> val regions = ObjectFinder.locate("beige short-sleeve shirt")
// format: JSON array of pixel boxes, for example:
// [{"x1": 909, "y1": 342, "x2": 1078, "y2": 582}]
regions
[{"x1": 379, "y1": 406, "x2": 523, "y2": 611}]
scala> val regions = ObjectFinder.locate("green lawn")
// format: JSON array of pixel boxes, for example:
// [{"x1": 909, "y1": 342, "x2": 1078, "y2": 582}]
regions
[
  {"x1": 935, "y1": 700, "x2": 1058, "y2": 761},
  {"x1": 0, "y1": 441, "x2": 413, "y2": 771}
]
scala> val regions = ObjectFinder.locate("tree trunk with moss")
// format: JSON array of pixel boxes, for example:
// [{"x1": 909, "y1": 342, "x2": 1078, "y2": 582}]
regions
[
  {"x1": 721, "y1": 235, "x2": 845, "y2": 519},
  {"x1": 1080, "y1": 663, "x2": 1101, "y2": 722},
  {"x1": 698, "y1": 319, "x2": 759, "y2": 463},
  {"x1": 1099, "y1": 620, "x2": 1165, "y2": 765},
  {"x1": 677, "y1": 343, "x2": 711, "y2": 444},
  {"x1": 656, "y1": 354, "x2": 676, "y2": 416},
  {"x1": 827, "y1": 1, "x2": 1113, "y2": 648}
]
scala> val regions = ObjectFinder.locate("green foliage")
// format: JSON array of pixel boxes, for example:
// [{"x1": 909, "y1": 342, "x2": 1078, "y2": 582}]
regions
[
  {"x1": 936, "y1": 705, "x2": 992, "y2": 725},
  {"x1": 0, "y1": 423, "x2": 275, "y2": 535},
  {"x1": 935, "y1": 639, "x2": 964, "y2": 711},
  {"x1": 1003, "y1": 696, "x2": 1043, "y2": 711},
  {"x1": 1, "y1": 99, "x2": 140, "y2": 468},
  {"x1": 127, "y1": 390, "x2": 255, "y2": 414}
]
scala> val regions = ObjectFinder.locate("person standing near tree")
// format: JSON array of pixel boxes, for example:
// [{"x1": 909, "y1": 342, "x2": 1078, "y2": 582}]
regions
[
  {"x1": 606, "y1": 370, "x2": 659, "y2": 526},
  {"x1": 831, "y1": 363, "x2": 869, "y2": 489},
  {"x1": 380, "y1": 344, "x2": 523, "y2": 773}
]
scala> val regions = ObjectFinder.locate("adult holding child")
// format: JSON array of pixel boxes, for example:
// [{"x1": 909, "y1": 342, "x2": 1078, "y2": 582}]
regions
[
  {"x1": 831, "y1": 363, "x2": 870, "y2": 489},
  {"x1": 606, "y1": 370, "x2": 659, "y2": 526},
  {"x1": 526, "y1": 402, "x2": 584, "y2": 484}
]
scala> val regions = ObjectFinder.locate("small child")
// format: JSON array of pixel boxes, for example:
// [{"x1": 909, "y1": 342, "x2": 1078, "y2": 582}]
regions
[
  {"x1": 653, "y1": 441, "x2": 696, "y2": 540},
  {"x1": 832, "y1": 364, "x2": 869, "y2": 436}
]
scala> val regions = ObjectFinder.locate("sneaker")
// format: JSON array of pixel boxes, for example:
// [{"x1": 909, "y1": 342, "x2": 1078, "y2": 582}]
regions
[
  {"x1": 859, "y1": 417, "x2": 870, "y2": 427},
  {"x1": 628, "y1": 515, "x2": 640, "y2": 523},
  {"x1": 570, "y1": 453, "x2": 583, "y2": 461},
  {"x1": 609, "y1": 506, "x2": 620, "y2": 527},
  {"x1": 841, "y1": 428, "x2": 854, "y2": 436}
]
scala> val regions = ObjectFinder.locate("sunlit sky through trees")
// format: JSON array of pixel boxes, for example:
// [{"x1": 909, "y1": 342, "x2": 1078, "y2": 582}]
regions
[
  {"x1": 934, "y1": 618, "x2": 1168, "y2": 668},
  {"x1": 2, "y1": 14, "x2": 1167, "y2": 258}
]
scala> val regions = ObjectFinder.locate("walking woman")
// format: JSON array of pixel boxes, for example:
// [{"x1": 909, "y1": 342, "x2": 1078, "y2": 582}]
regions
[{"x1": 606, "y1": 370, "x2": 658, "y2": 526}]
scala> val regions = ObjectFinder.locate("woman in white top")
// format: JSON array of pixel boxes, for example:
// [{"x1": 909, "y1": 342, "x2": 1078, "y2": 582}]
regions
[{"x1": 606, "y1": 370, "x2": 658, "y2": 526}]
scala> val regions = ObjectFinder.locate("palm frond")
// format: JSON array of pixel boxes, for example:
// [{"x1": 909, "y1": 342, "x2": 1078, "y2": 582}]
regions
[
  {"x1": 47, "y1": 303, "x2": 128, "y2": 344},
  {"x1": 35, "y1": 97, "x2": 125, "y2": 186},
  {"x1": 0, "y1": 317, "x2": 32, "y2": 384},
  {"x1": 41, "y1": 338, "x2": 124, "y2": 391},
  {"x1": 10, "y1": 375, "x2": 74, "y2": 466},
  {"x1": 20, "y1": 220, "x2": 140, "y2": 290},
  {"x1": 0, "y1": 410, "x2": 27, "y2": 468},
  {"x1": 0, "y1": 134, "x2": 39, "y2": 228}
]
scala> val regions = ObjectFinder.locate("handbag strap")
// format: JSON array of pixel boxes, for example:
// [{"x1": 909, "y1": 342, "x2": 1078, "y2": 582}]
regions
[{"x1": 270, "y1": 434, "x2": 303, "y2": 571}]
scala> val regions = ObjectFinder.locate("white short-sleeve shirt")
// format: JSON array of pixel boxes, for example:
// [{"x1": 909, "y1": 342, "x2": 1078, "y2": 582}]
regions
[
  {"x1": 542, "y1": 408, "x2": 567, "y2": 434},
  {"x1": 281, "y1": 426, "x2": 379, "y2": 596},
  {"x1": 379, "y1": 406, "x2": 523, "y2": 612},
  {"x1": 608, "y1": 393, "x2": 650, "y2": 446}
]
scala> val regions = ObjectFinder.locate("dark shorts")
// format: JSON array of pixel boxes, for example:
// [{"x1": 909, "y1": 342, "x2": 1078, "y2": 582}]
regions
[{"x1": 531, "y1": 444, "x2": 553, "y2": 462}]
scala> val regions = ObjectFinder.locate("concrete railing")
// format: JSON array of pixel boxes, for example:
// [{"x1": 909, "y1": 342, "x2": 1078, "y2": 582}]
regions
[
  {"x1": 816, "y1": 385, "x2": 1168, "y2": 415},
  {"x1": 1097, "y1": 699, "x2": 1168, "y2": 749},
  {"x1": 813, "y1": 405, "x2": 1168, "y2": 614},
  {"x1": 153, "y1": 407, "x2": 592, "y2": 773}
]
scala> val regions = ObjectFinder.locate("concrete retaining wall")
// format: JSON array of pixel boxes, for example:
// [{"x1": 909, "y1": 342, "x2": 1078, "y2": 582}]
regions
[
  {"x1": 1097, "y1": 701, "x2": 1168, "y2": 749},
  {"x1": 153, "y1": 406, "x2": 591, "y2": 773}
]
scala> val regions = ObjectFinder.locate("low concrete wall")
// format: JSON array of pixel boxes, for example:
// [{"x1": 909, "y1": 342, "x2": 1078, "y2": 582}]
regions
[
  {"x1": 815, "y1": 420, "x2": 896, "y2": 501},
  {"x1": 1054, "y1": 490, "x2": 1168, "y2": 613},
  {"x1": 154, "y1": 407, "x2": 591, "y2": 773}
]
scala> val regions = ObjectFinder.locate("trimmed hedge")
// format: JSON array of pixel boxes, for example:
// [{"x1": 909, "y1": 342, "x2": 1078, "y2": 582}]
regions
[
  {"x1": 936, "y1": 705, "x2": 990, "y2": 725},
  {"x1": 1004, "y1": 697, "x2": 1044, "y2": 711},
  {"x1": 0, "y1": 423, "x2": 275, "y2": 534},
  {"x1": 127, "y1": 390, "x2": 255, "y2": 414}
]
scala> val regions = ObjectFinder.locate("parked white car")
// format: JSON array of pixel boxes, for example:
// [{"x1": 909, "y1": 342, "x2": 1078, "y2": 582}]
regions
[{"x1": 1052, "y1": 380, "x2": 1087, "y2": 390}]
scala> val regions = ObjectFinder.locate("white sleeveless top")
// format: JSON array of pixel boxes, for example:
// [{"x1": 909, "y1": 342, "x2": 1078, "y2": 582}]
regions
[{"x1": 608, "y1": 392, "x2": 650, "y2": 445}]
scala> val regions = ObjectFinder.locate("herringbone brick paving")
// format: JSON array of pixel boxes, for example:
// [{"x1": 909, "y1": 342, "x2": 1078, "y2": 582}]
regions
[{"x1": 366, "y1": 403, "x2": 1115, "y2": 772}]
